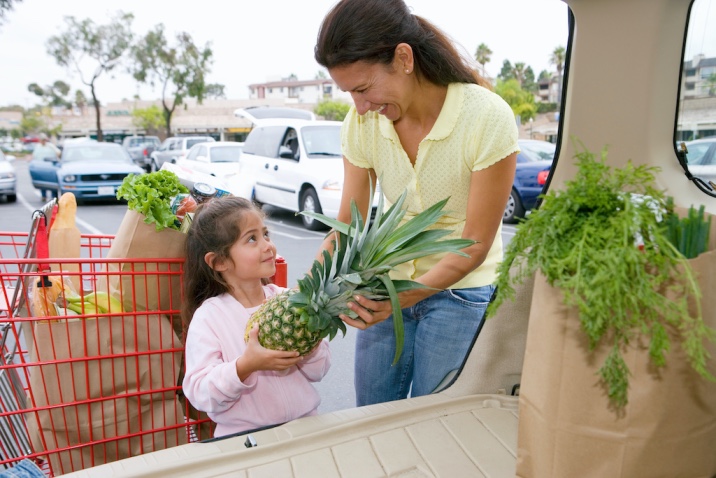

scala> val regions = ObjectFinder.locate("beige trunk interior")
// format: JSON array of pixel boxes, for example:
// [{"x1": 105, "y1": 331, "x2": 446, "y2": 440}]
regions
[{"x1": 60, "y1": 394, "x2": 518, "y2": 478}]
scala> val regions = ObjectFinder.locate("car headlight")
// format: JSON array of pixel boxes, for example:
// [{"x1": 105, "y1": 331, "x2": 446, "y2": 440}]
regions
[
  {"x1": 0, "y1": 172, "x2": 15, "y2": 179},
  {"x1": 322, "y1": 179, "x2": 342, "y2": 191},
  {"x1": 63, "y1": 174, "x2": 77, "y2": 183}
]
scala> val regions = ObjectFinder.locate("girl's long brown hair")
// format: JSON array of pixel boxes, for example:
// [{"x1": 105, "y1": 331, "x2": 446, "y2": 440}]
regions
[
  {"x1": 315, "y1": 0, "x2": 490, "y2": 88},
  {"x1": 182, "y1": 196, "x2": 266, "y2": 326}
]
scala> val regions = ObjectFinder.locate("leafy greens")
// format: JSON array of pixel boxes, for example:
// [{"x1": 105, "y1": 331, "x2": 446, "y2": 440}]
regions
[{"x1": 117, "y1": 170, "x2": 189, "y2": 231}]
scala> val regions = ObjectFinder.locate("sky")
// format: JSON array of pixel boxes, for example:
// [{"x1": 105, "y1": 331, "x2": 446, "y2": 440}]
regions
[
  {"x1": 13, "y1": 0, "x2": 690, "y2": 110},
  {"x1": 0, "y1": 0, "x2": 575, "y2": 108}
]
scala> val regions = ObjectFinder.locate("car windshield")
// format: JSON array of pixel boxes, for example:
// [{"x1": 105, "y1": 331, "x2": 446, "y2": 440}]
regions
[
  {"x1": 62, "y1": 145, "x2": 130, "y2": 162},
  {"x1": 211, "y1": 146, "x2": 243, "y2": 162},
  {"x1": 520, "y1": 141, "x2": 556, "y2": 162},
  {"x1": 685, "y1": 141, "x2": 714, "y2": 165},
  {"x1": 127, "y1": 138, "x2": 158, "y2": 147},
  {"x1": 301, "y1": 125, "x2": 342, "y2": 156},
  {"x1": 187, "y1": 138, "x2": 212, "y2": 148}
]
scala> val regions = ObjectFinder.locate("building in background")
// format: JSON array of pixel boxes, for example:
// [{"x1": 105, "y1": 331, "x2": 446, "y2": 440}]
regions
[
  {"x1": 55, "y1": 98, "x2": 317, "y2": 144},
  {"x1": 248, "y1": 76, "x2": 352, "y2": 104}
]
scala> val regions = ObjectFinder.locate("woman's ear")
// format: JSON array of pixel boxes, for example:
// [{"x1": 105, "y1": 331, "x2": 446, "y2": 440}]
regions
[
  {"x1": 394, "y1": 42, "x2": 414, "y2": 73},
  {"x1": 205, "y1": 252, "x2": 227, "y2": 272}
]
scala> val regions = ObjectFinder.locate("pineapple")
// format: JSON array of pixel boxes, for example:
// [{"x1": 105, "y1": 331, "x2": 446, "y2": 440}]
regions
[{"x1": 245, "y1": 189, "x2": 475, "y2": 363}]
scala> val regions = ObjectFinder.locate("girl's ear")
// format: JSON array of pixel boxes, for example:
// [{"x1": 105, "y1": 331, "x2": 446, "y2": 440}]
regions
[{"x1": 205, "y1": 252, "x2": 227, "y2": 272}]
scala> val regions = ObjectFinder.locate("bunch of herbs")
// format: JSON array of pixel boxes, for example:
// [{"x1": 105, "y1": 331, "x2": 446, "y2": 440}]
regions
[{"x1": 488, "y1": 144, "x2": 714, "y2": 409}]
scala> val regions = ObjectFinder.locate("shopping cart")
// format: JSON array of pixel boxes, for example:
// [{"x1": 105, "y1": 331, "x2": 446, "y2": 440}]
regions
[{"x1": 0, "y1": 202, "x2": 287, "y2": 476}]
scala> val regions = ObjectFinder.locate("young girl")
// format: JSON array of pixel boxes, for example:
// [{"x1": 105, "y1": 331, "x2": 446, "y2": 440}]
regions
[{"x1": 181, "y1": 196, "x2": 331, "y2": 438}]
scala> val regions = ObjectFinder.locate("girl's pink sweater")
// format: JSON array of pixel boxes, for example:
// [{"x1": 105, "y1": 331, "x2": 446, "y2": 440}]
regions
[{"x1": 182, "y1": 284, "x2": 331, "y2": 437}]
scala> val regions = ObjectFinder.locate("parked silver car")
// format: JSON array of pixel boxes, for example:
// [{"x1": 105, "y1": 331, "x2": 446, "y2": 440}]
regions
[
  {"x1": 149, "y1": 136, "x2": 215, "y2": 171},
  {"x1": 0, "y1": 150, "x2": 16, "y2": 203}
]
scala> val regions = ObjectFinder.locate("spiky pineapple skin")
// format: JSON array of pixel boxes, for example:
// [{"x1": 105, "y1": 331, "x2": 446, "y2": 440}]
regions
[{"x1": 244, "y1": 290, "x2": 323, "y2": 355}]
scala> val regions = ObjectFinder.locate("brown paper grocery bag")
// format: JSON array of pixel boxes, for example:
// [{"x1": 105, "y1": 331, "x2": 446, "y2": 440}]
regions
[
  {"x1": 516, "y1": 216, "x2": 716, "y2": 478},
  {"x1": 105, "y1": 210, "x2": 186, "y2": 315},
  {"x1": 26, "y1": 313, "x2": 188, "y2": 475}
]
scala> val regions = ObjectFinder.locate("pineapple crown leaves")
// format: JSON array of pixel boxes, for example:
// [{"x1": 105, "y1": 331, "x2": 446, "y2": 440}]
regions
[
  {"x1": 299, "y1": 187, "x2": 477, "y2": 364},
  {"x1": 487, "y1": 140, "x2": 715, "y2": 410}
]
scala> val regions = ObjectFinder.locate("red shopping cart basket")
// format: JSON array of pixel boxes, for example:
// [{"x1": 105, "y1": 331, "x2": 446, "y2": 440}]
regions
[{"x1": 0, "y1": 208, "x2": 287, "y2": 476}]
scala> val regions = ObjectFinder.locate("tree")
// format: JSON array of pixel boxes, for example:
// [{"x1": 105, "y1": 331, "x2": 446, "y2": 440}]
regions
[
  {"x1": 707, "y1": 73, "x2": 716, "y2": 96},
  {"x1": 20, "y1": 114, "x2": 44, "y2": 137},
  {"x1": 498, "y1": 60, "x2": 514, "y2": 82},
  {"x1": 314, "y1": 100, "x2": 351, "y2": 121},
  {"x1": 315, "y1": 70, "x2": 327, "y2": 79},
  {"x1": 131, "y1": 105, "x2": 164, "y2": 135},
  {"x1": 523, "y1": 66, "x2": 537, "y2": 94},
  {"x1": 550, "y1": 45, "x2": 566, "y2": 105},
  {"x1": 512, "y1": 62, "x2": 527, "y2": 87},
  {"x1": 494, "y1": 78, "x2": 537, "y2": 123},
  {"x1": 0, "y1": 0, "x2": 21, "y2": 25},
  {"x1": 74, "y1": 89, "x2": 88, "y2": 112},
  {"x1": 130, "y1": 24, "x2": 214, "y2": 137},
  {"x1": 474, "y1": 43, "x2": 492, "y2": 76},
  {"x1": 27, "y1": 80, "x2": 72, "y2": 108},
  {"x1": 46, "y1": 11, "x2": 134, "y2": 141},
  {"x1": 205, "y1": 83, "x2": 226, "y2": 99}
]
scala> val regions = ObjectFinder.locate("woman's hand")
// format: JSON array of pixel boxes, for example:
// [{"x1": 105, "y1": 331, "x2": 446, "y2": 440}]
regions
[
  {"x1": 339, "y1": 289, "x2": 432, "y2": 329},
  {"x1": 235, "y1": 325, "x2": 302, "y2": 381}
]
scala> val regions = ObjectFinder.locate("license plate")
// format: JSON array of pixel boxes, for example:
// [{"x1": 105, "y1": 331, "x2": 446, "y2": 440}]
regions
[{"x1": 98, "y1": 186, "x2": 115, "y2": 196}]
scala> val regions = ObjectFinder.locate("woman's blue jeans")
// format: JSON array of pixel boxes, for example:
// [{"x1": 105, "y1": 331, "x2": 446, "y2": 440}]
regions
[{"x1": 354, "y1": 284, "x2": 495, "y2": 406}]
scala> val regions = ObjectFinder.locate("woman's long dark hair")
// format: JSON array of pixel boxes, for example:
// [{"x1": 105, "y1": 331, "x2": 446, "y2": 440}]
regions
[
  {"x1": 182, "y1": 196, "x2": 266, "y2": 326},
  {"x1": 315, "y1": 0, "x2": 490, "y2": 88}
]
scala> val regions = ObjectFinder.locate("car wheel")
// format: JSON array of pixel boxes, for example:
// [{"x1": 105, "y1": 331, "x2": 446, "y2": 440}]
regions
[
  {"x1": 300, "y1": 188, "x2": 326, "y2": 231},
  {"x1": 503, "y1": 188, "x2": 525, "y2": 224},
  {"x1": 7, "y1": 194, "x2": 16, "y2": 203},
  {"x1": 251, "y1": 188, "x2": 263, "y2": 207}
]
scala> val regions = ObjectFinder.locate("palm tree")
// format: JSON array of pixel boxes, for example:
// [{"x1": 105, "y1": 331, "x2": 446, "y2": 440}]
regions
[
  {"x1": 474, "y1": 43, "x2": 492, "y2": 77},
  {"x1": 707, "y1": 73, "x2": 716, "y2": 96},
  {"x1": 512, "y1": 62, "x2": 527, "y2": 87},
  {"x1": 550, "y1": 46, "x2": 566, "y2": 105}
]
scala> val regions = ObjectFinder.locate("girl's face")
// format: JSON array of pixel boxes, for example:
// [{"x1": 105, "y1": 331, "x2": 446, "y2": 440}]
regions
[
  {"x1": 330, "y1": 57, "x2": 414, "y2": 122},
  {"x1": 214, "y1": 211, "x2": 276, "y2": 285}
]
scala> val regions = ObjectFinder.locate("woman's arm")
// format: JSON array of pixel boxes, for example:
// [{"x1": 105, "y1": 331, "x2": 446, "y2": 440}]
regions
[
  {"x1": 342, "y1": 152, "x2": 518, "y2": 328},
  {"x1": 316, "y1": 157, "x2": 376, "y2": 259}
]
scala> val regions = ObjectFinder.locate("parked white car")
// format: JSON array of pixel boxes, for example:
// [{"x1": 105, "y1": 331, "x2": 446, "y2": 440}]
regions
[
  {"x1": 176, "y1": 141, "x2": 243, "y2": 184},
  {"x1": 683, "y1": 137, "x2": 716, "y2": 186},
  {"x1": 237, "y1": 117, "x2": 378, "y2": 230}
]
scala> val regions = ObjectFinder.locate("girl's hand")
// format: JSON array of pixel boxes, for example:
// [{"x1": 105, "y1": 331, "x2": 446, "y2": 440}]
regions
[{"x1": 235, "y1": 325, "x2": 301, "y2": 381}]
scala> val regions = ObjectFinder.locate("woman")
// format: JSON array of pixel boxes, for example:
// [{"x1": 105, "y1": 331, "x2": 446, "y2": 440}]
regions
[{"x1": 315, "y1": 0, "x2": 519, "y2": 406}]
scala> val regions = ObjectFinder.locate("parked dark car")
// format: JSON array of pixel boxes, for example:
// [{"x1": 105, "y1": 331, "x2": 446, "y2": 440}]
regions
[
  {"x1": 28, "y1": 142, "x2": 144, "y2": 201},
  {"x1": 503, "y1": 139, "x2": 555, "y2": 223},
  {"x1": 122, "y1": 135, "x2": 160, "y2": 172},
  {"x1": 149, "y1": 136, "x2": 215, "y2": 171}
]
